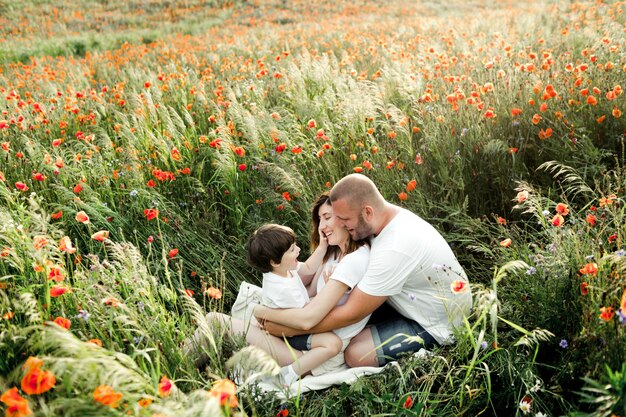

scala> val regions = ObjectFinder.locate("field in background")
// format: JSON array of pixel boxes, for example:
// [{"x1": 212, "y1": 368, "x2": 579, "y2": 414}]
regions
[{"x1": 0, "y1": 0, "x2": 625, "y2": 416}]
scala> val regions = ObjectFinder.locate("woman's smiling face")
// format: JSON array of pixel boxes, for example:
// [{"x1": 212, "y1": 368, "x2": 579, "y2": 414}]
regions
[{"x1": 318, "y1": 202, "x2": 349, "y2": 249}]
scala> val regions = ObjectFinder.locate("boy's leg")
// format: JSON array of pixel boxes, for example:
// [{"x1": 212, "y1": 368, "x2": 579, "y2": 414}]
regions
[
  {"x1": 344, "y1": 305, "x2": 439, "y2": 367},
  {"x1": 289, "y1": 332, "x2": 342, "y2": 376},
  {"x1": 183, "y1": 312, "x2": 303, "y2": 367}
]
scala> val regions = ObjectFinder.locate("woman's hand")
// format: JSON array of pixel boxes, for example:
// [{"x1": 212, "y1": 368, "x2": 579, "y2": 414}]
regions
[{"x1": 253, "y1": 304, "x2": 269, "y2": 321}]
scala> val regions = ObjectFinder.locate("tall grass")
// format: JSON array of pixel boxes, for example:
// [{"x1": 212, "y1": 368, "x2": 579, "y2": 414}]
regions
[{"x1": 1, "y1": 0, "x2": 625, "y2": 415}]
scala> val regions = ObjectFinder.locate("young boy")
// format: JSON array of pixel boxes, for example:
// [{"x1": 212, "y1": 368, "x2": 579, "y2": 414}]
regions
[{"x1": 246, "y1": 224, "x2": 342, "y2": 385}]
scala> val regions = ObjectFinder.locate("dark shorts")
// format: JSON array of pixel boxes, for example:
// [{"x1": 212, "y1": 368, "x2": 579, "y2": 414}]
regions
[
  {"x1": 367, "y1": 303, "x2": 439, "y2": 366},
  {"x1": 285, "y1": 334, "x2": 312, "y2": 351}
]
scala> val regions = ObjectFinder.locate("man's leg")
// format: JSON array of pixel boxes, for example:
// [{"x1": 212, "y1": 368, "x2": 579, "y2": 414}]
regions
[{"x1": 345, "y1": 306, "x2": 439, "y2": 367}]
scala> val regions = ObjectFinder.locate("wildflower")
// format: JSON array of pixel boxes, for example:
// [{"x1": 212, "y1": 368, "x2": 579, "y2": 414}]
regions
[
  {"x1": 579, "y1": 263, "x2": 598, "y2": 276},
  {"x1": 238, "y1": 163, "x2": 247, "y2": 171},
  {"x1": 551, "y1": 214, "x2": 564, "y2": 227},
  {"x1": 48, "y1": 266, "x2": 65, "y2": 282},
  {"x1": 555, "y1": 203, "x2": 569, "y2": 215},
  {"x1": 168, "y1": 248, "x2": 179, "y2": 258},
  {"x1": 599, "y1": 306, "x2": 614, "y2": 321},
  {"x1": 519, "y1": 396, "x2": 532, "y2": 414},
  {"x1": 291, "y1": 146, "x2": 302, "y2": 154},
  {"x1": 144, "y1": 208, "x2": 159, "y2": 221},
  {"x1": 497, "y1": 216, "x2": 507, "y2": 225},
  {"x1": 586, "y1": 214, "x2": 597, "y2": 226},
  {"x1": 158, "y1": 376, "x2": 173, "y2": 397},
  {"x1": 516, "y1": 190, "x2": 529, "y2": 203},
  {"x1": 138, "y1": 398, "x2": 153, "y2": 407},
  {"x1": 307, "y1": 119, "x2": 316, "y2": 129},
  {"x1": 93, "y1": 385, "x2": 122, "y2": 408},
  {"x1": 398, "y1": 192, "x2": 408, "y2": 201},
  {"x1": 511, "y1": 108, "x2": 522, "y2": 116},
  {"x1": 450, "y1": 280, "x2": 468, "y2": 294},
  {"x1": 59, "y1": 236, "x2": 77, "y2": 254},
  {"x1": 403, "y1": 395, "x2": 414, "y2": 409},
  {"x1": 75, "y1": 211, "x2": 90, "y2": 224},
  {"x1": 480, "y1": 341, "x2": 488, "y2": 350},
  {"x1": 616, "y1": 249, "x2": 626, "y2": 257},
  {"x1": 51, "y1": 210, "x2": 63, "y2": 220},
  {"x1": 415, "y1": 153, "x2": 423, "y2": 165},
  {"x1": 73, "y1": 183, "x2": 83, "y2": 194},
  {"x1": 208, "y1": 379, "x2": 238, "y2": 408},
  {"x1": 53, "y1": 317, "x2": 71, "y2": 330},
  {"x1": 15, "y1": 182, "x2": 29, "y2": 192},
  {"x1": 206, "y1": 287, "x2": 222, "y2": 299},
  {"x1": 499, "y1": 238, "x2": 512, "y2": 248},
  {"x1": 406, "y1": 180, "x2": 417, "y2": 192},
  {"x1": 32, "y1": 236, "x2": 48, "y2": 250},
  {"x1": 581, "y1": 282, "x2": 589, "y2": 295},
  {"x1": 599, "y1": 194, "x2": 617, "y2": 207},
  {"x1": 0, "y1": 387, "x2": 31, "y2": 417},
  {"x1": 526, "y1": 267, "x2": 537, "y2": 275},
  {"x1": 21, "y1": 357, "x2": 56, "y2": 395},
  {"x1": 103, "y1": 297, "x2": 121, "y2": 307},
  {"x1": 91, "y1": 230, "x2": 110, "y2": 242},
  {"x1": 50, "y1": 286, "x2": 69, "y2": 297},
  {"x1": 559, "y1": 339, "x2": 568, "y2": 349},
  {"x1": 277, "y1": 408, "x2": 289, "y2": 417},
  {"x1": 87, "y1": 339, "x2": 102, "y2": 347},
  {"x1": 363, "y1": 160, "x2": 373, "y2": 170},
  {"x1": 76, "y1": 310, "x2": 90, "y2": 321},
  {"x1": 282, "y1": 191, "x2": 291, "y2": 201}
]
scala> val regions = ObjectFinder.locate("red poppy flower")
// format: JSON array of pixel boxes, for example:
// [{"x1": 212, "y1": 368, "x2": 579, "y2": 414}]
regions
[
  {"x1": 599, "y1": 306, "x2": 614, "y2": 322},
  {"x1": 403, "y1": 395, "x2": 414, "y2": 409},
  {"x1": 91, "y1": 230, "x2": 110, "y2": 242},
  {"x1": 158, "y1": 376, "x2": 173, "y2": 397},
  {"x1": 21, "y1": 358, "x2": 56, "y2": 395},
  {"x1": 238, "y1": 163, "x2": 247, "y2": 171},
  {"x1": 580, "y1": 282, "x2": 589, "y2": 296},
  {"x1": 144, "y1": 208, "x2": 159, "y2": 221},
  {"x1": 168, "y1": 248, "x2": 179, "y2": 258},
  {"x1": 15, "y1": 182, "x2": 29, "y2": 192},
  {"x1": 579, "y1": 262, "x2": 598, "y2": 276},
  {"x1": 51, "y1": 210, "x2": 63, "y2": 220},
  {"x1": 50, "y1": 286, "x2": 70, "y2": 297}
]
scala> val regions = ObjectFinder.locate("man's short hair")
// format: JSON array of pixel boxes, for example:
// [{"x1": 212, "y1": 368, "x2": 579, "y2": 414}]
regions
[
  {"x1": 329, "y1": 174, "x2": 385, "y2": 209},
  {"x1": 246, "y1": 224, "x2": 296, "y2": 273}
]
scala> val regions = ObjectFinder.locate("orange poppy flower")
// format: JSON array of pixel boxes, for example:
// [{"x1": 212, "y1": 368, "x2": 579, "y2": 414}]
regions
[
  {"x1": 53, "y1": 317, "x2": 71, "y2": 330},
  {"x1": 208, "y1": 379, "x2": 238, "y2": 408},
  {"x1": 50, "y1": 286, "x2": 70, "y2": 298},
  {"x1": 398, "y1": 192, "x2": 408, "y2": 201},
  {"x1": 75, "y1": 211, "x2": 90, "y2": 224},
  {"x1": 168, "y1": 248, "x2": 179, "y2": 258},
  {"x1": 406, "y1": 180, "x2": 417, "y2": 192},
  {"x1": 499, "y1": 238, "x2": 512, "y2": 248},
  {"x1": 599, "y1": 306, "x2": 614, "y2": 322},
  {"x1": 93, "y1": 385, "x2": 122, "y2": 408},
  {"x1": 205, "y1": 287, "x2": 223, "y2": 299},
  {"x1": 579, "y1": 262, "x2": 598, "y2": 276},
  {"x1": 48, "y1": 266, "x2": 65, "y2": 282},
  {"x1": 91, "y1": 231, "x2": 110, "y2": 242},
  {"x1": 555, "y1": 203, "x2": 569, "y2": 215},
  {"x1": 551, "y1": 214, "x2": 564, "y2": 227},
  {"x1": 33, "y1": 236, "x2": 48, "y2": 250},
  {"x1": 586, "y1": 214, "x2": 597, "y2": 226},
  {"x1": 21, "y1": 359, "x2": 56, "y2": 395},
  {"x1": 59, "y1": 236, "x2": 77, "y2": 254},
  {"x1": 0, "y1": 387, "x2": 31, "y2": 417},
  {"x1": 51, "y1": 210, "x2": 63, "y2": 220},
  {"x1": 510, "y1": 108, "x2": 522, "y2": 116}
]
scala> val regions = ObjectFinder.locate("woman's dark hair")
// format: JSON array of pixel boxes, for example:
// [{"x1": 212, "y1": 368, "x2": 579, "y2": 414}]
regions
[{"x1": 310, "y1": 193, "x2": 368, "y2": 262}]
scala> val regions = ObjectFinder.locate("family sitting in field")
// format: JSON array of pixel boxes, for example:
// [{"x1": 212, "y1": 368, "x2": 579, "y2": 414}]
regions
[{"x1": 184, "y1": 173, "x2": 473, "y2": 388}]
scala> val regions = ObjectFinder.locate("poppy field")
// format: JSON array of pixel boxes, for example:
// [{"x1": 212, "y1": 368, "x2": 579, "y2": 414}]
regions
[{"x1": 0, "y1": 0, "x2": 625, "y2": 415}]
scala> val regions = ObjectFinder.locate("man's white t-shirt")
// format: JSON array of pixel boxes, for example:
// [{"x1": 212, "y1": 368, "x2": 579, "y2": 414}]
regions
[
  {"x1": 316, "y1": 245, "x2": 370, "y2": 341},
  {"x1": 357, "y1": 207, "x2": 473, "y2": 344},
  {"x1": 262, "y1": 266, "x2": 309, "y2": 309}
]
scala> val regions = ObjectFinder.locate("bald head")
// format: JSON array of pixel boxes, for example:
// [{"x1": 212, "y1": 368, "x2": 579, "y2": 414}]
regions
[{"x1": 330, "y1": 174, "x2": 386, "y2": 210}]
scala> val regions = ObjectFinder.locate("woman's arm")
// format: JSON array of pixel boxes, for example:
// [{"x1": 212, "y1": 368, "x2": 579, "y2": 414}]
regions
[{"x1": 254, "y1": 279, "x2": 348, "y2": 330}]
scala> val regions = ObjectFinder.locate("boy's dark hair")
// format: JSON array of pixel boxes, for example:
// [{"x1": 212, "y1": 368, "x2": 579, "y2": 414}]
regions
[{"x1": 246, "y1": 224, "x2": 296, "y2": 273}]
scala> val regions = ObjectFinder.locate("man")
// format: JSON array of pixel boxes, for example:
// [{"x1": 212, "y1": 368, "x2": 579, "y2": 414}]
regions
[{"x1": 265, "y1": 174, "x2": 472, "y2": 367}]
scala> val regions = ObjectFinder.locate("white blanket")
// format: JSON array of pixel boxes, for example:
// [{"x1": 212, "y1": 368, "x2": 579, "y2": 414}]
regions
[{"x1": 230, "y1": 282, "x2": 417, "y2": 397}]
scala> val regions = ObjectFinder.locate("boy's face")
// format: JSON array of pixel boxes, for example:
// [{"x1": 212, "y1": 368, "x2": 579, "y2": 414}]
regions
[{"x1": 277, "y1": 242, "x2": 300, "y2": 270}]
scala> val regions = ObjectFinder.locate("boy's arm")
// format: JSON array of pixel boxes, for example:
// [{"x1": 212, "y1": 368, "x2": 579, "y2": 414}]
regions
[{"x1": 298, "y1": 230, "x2": 328, "y2": 278}]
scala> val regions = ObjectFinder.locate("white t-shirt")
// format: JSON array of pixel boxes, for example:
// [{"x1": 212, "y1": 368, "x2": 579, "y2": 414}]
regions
[
  {"x1": 357, "y1": 207, "x2": 473, "y2": 344},
  {"x1": 262, "y1": 265, "x2": 309, "y2": 309},
  {"x1": 316, "y1": 245, "x2": 370, "y2": 341}
]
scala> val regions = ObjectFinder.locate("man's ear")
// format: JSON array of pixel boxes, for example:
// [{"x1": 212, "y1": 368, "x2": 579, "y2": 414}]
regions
[{"x1": 363, "y1": 205, "x2": 374, "y2": 221}]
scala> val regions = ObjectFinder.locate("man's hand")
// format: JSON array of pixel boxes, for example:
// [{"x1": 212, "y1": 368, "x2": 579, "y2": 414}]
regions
[{"x1": 262, "y1": 320, "x2": 305, "y2": 337}]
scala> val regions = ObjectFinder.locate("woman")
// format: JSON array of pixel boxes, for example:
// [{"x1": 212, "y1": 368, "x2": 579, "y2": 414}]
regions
[{"x1": 184, "y1": 193, "x2": 370, "y2": 375}]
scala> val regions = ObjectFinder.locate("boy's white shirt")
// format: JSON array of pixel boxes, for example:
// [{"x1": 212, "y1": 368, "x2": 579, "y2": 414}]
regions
[{"x1": 261, "y1": 263, "x2": 309, "y2": 309}]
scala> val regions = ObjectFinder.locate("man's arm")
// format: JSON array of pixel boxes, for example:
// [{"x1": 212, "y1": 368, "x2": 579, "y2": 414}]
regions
[{"x1": 263, "y1": 288, "x2": 387, "y2": 337}]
